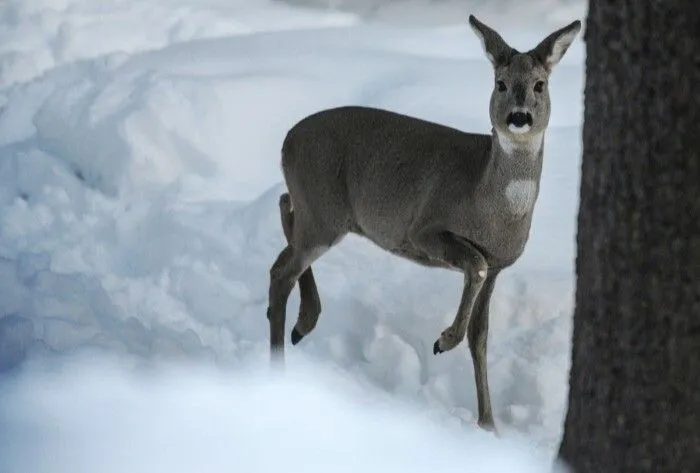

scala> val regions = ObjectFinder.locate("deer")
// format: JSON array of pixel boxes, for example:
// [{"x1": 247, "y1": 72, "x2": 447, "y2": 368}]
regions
[{"x1": 266, "y1": 14, "x2": 581, "y2": 431}]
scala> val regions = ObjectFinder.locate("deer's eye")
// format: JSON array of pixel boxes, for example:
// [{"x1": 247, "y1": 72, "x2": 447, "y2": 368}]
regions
[
  {"x1": 534, "y1": 80, "x2": 545, "y2": 93},
  {"x1": 496, "y1": 80, "x2": 507, "y2": 92}
]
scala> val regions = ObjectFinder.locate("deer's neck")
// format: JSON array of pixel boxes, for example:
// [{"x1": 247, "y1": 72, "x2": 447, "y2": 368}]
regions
[{"x1": 486, "y1": 129, "x2": 545, "y2": 217}]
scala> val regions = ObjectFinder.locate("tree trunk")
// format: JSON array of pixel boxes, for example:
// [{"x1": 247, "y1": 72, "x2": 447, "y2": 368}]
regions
[{"x1": 558, "y1": 1, "x2": 700, "y2": 472}]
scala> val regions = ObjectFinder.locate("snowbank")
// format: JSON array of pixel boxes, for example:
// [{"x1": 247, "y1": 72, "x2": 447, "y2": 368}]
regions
[
  {"x1": 0, "y1": 0, "x2": 358, "y2": 87},
  {"x1": 0, "y1": 0, "x2": 585, "y2": 462},
  {"x1": 0, "y1": 354, "x2": 572, "y2": 473}
]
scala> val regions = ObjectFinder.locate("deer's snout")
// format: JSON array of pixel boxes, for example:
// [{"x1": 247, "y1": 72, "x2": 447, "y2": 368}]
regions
[{"x1": 506, "y1": 111, "x2": 533, "y2": 133}]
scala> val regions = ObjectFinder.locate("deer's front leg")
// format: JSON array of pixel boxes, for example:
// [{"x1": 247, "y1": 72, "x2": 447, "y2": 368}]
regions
[{"x1": 409, "y1": 229, "x2": 488, "y2": 354}]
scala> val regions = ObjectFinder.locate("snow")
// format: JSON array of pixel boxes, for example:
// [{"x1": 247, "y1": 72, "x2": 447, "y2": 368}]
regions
[
  {"x1": 0, "y1": 355, "x2": 571, "y2": 473},
  {"x1": 0, "y1": 0, "x2": 585, "y2": 471}
]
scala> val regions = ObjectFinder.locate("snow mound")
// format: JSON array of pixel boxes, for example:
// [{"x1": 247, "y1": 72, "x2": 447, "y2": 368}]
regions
[
  {"x1": 0, "y1": 0, "x2": 358, "y2": 87},
  {"x1": 0, "y1": 0, "x2": 585, "y2": 461},
  {"x1": 0, "y1": 354, "x2": 572, "y2": 473}
]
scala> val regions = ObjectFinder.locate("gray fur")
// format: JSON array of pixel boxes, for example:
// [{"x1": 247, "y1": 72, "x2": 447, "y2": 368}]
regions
[{"x1": 267, "y1": 14, "x2": 581, "y2": 431}]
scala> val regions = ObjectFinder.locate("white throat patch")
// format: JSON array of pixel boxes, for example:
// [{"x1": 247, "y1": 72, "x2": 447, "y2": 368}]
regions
[
  {"x1": 505, "y1": 179, "x2": 538, "y2": 215},
  {"x1": 496, "y1": 130, "x2": 544, "y2": 156}
]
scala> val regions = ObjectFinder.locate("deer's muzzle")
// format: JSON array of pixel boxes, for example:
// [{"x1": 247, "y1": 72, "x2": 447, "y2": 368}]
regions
[{"x1": 506, "y1": 111, "x2": 533, "y2": 129}]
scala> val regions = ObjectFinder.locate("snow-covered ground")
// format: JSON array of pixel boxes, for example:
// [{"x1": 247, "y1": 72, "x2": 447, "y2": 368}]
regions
[
  {"x1": 0, "y1": 0, "x2": 586, "y2": 471},
  {"x1": 1, "y1": 355, "x2": 572, "y2": 473}
]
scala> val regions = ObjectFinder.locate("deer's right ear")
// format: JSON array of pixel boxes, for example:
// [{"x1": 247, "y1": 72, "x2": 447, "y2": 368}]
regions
[
  {"x1": 530, "y1": 20, "x2": 582, "y2": 71},
  {"x1": 469, "y1": 15, "x2": 515, "y2": 67}
]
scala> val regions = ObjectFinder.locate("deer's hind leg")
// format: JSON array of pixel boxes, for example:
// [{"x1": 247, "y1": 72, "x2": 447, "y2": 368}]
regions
[
  {"x1": 278, "y1": 193, "x2": 322, "y2": 345},
  {"x1": 267, "y1": 195, "x2": 343, "y2": 359}
]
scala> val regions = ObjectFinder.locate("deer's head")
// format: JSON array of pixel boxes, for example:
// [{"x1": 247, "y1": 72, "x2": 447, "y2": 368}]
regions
[{"x1": 469, "y1": 15, "x2": 581, "y2": 145}]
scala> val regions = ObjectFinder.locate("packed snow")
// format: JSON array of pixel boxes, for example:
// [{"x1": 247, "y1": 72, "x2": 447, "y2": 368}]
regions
[{"x1": 0, "y1": 0, "x2": 586, "y2": 471}]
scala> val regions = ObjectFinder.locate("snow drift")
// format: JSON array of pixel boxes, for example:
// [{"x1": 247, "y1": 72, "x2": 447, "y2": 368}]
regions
[
  {"x1": 0, "y1": 354, "x2": 572, "y2": 473},
  {"x1": 0, "y1": 0, "x2": 586, "y2": 466}
]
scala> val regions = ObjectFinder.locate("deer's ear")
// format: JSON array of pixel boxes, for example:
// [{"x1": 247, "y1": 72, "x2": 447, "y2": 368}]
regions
[
  {"x1": 530, "y1": 20, "x2": 582, "y2": 71},
  {"x1": 469, "y1": 15, "x2": 516, "y2": 67}
]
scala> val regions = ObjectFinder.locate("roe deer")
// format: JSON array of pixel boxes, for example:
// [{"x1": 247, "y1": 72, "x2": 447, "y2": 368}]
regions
[{"x1": 267, "y1": 14, "x2": 581, "y2": 430}]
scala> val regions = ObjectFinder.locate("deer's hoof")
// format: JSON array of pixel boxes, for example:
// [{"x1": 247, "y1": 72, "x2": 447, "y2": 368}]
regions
[
  {"x1": 291, "y1": 328, "x2": 304, "y2": 345},
  {"x1": 478, "y1": 421, "x2": 499, "y2": 437},
  {"x1": 434, "y1": 327, "x2": 463, "y2": 354}
]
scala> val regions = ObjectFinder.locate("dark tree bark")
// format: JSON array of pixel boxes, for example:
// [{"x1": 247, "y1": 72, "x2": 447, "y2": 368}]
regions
[{"x1": 558, "y1": 1, "x2": 700, "y2": 472}]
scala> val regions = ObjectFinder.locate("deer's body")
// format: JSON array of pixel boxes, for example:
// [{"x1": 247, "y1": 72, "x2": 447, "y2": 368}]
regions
[
  {"x1": 283, "y1": 106, "x2": 542, "y2": 270},
  {"x1": 266, "y1": 15, "x2": 581, "y2": 431}
]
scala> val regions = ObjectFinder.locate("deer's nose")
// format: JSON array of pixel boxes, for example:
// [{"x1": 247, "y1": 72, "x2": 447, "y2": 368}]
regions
[{"x1": 506, "y1": 111, "x2": 533, "y2": 129}]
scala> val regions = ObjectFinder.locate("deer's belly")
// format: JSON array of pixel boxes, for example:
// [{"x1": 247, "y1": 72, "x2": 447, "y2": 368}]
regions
[
  {"x1": 352, "y1": 227, "x2": 455, "y2": 270},
  {"x1": 387, "y1": 243, "x2": 455, "y2": 270}
]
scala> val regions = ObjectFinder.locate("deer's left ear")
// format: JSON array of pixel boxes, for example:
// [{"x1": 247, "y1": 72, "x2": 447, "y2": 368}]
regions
[
  {"x1": 530, "y1": 20, "x2": 582, "y2": 71},
  {"x1": 469, "y1": 14, "x2": 517, "y2": 68}
]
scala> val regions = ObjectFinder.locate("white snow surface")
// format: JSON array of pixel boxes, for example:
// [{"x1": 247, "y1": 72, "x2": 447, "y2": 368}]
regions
[
  {"x1": 0, "y1": 355, "x2": 571, "y2": 473},
  {"x1": 0, "y1": 0, "x2": 585, "y2": 471}
]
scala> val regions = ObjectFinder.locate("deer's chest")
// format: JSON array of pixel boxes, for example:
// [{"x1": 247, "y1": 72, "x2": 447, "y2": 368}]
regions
[
  {"x1": 504, "y1": 179, "x2": 538, "y2": 216},
  {"x1": 452, "y1": 177, "x2": 540, "y2": 266}
]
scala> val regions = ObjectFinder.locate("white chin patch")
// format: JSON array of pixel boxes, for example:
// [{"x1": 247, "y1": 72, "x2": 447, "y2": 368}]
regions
[{"x1": 508, "y1": 123, "x2": 531, "y2": 134}]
